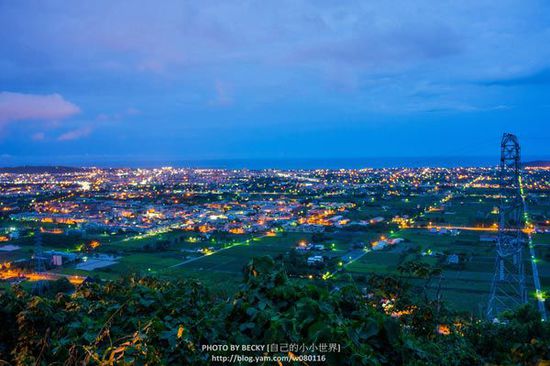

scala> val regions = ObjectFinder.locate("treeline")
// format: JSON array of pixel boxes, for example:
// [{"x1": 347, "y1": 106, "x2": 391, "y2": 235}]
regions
[{"x1": 0, "y1": 257, "x2": 549, "y2": 365}]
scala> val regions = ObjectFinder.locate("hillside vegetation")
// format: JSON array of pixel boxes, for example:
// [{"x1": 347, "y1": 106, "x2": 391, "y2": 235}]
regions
[{"x1": 0, "y1": 256, "x2": 549, "y2": 365}]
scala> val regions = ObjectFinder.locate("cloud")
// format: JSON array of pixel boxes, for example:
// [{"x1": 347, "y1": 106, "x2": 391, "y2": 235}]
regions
[
  {"x1": 208, "y1": 81, "x2": 233, "y2": 107},
  {"x1": 0, "y1": 0, "x2": 550, "y2": 162},
  {"x1": 31, "y1": 132, "x2": 45, "y2": 141},
  {"x1": 293, "y1": 22, "x2": 462, "y2": 70},
  {"x1": 57, "y1": 126, "x2": 92, "y2": 141},
  {"x1": 126, "y1": 107, "x2": 140, "y2": 116},
  {"x1": 411, "y1": 103, "x2": 511, "y2": 114},
  {"x1": 0, "y1": 92, "x2": 80, "y2": 127},
  {"x1": 480, "y1": 68, "x2": 550, "y2": 87},
  {"x1": 96, "y1": 107, "x2": 140, "y2": 121}
]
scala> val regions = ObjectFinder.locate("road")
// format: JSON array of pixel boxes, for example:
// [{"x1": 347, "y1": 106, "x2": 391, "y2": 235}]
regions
[
  {"x1": 341, "y1": 249, "x2": 370, "y2": 265},
  {"x1": 520, "y1": 176, "x2": 547, "y2": 321},
  {"x1": 167, "y1": 236, "x2": 266, "y2": 269}
]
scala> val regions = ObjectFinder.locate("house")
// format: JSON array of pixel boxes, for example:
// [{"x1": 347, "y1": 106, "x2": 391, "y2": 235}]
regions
[
  {"x1": 447, "y1": 254, "x2": 460, "y2": 264},
  {"x1": 307, "y1": 255, "x2": 324, "y2": 265},
  {"x1": 480, "y1": 235, "x2": 497, "y2": 242},
  {"x1": 52, "y1": 255, "x2": 63, "y2": 266},
  {"x1": 0, "y1": 245, "x2": 20, "y2": 252},
  {"x1": 370, "y1": 216, "x2": 385, "y2": 224},
  {"x1": 44, "y1": 250, "x2": 78, "y2": 264},
  {"x1": 372, "y1": 240, "x2": 387, "y2": 250}
]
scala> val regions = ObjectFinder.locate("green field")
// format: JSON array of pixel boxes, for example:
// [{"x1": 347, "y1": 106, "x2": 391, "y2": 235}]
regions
[{"x1": 2, "y1": 183, "x2": 549, "y2": 317}]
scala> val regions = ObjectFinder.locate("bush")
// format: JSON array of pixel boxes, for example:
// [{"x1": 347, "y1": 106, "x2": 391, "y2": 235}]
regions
[{"x1": 0, "y1": 256, "x2": 548, "y2": 365}]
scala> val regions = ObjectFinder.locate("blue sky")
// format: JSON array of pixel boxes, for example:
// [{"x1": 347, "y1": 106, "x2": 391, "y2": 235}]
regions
[{"x1": 0, "y1": 0, "x2": 549, "y2": 165}]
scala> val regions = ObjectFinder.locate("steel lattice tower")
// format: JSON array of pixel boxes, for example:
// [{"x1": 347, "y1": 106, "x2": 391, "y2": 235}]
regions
[
  {"x1": 32, "y1": 229, "x2": 48, "y2": 294},
  {"x1": 487, "y1": 133, "x2": 527, "y2": 319}
]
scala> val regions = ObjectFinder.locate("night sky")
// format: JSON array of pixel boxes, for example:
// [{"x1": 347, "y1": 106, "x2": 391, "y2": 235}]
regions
[{"x1": 1, "y1": 1, "x2": 549, "y2": 166}]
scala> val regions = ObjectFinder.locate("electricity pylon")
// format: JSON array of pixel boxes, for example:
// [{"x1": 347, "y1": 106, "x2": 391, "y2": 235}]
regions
[
  {"x1": 487, "y1": 133, "x2": 527, "y2": 320},
  {"x1": 32, "y1": 229, "x2": 48, "y2": 294}
]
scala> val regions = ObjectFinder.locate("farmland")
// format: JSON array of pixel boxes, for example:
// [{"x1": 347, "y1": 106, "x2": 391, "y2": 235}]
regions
[{"x1": 1, "y1": 166, "x2": 550, "y2": 317}]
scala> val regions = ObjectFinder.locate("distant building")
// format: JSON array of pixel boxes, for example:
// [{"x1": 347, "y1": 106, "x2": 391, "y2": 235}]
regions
[
  {"x1": 307, "y1": 255, "x2": 324, "y2": 265},
  {"x1": 480, "y1": 235, "x2": 497, "y2": 242},
  {"x1": 372, "y1": 240, "x2": 387, "y2": 250},
  {"x1": 447, "y1": 254, "x2": 460, "y2": 264},
  {"x1": 0, "y1": 245, "x2": 20, "y2": 252},
  {"x1": 370, "y1": 216, "x2": 385, "y2": 224},
  {"x1": 52, "y1": 255, "x2": 63, "y2": 266},
  {"x1": 45, "y1": 250, "x2": 78, "y2": 264}
]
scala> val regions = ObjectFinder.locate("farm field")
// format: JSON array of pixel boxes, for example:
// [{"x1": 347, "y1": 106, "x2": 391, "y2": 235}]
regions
[
  {"x1": 2, "y1": 167, "x2": 549, "y2": 319},
  {"x1": 344, "y1": 227, "x2": 549, "y2": 314}
]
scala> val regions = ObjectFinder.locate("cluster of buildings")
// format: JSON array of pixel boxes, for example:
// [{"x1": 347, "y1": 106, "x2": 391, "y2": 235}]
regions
[
  {"x1": 1, "y1": 166, "x2": 548, "y2": 268},
  {"x1": 2, "y1": 167, "x2": 548, "y2": 237}
]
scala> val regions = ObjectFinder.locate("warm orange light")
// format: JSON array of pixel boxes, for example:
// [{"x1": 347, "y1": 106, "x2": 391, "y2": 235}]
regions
[{"x1": 437, "y1": 324, "x2": 451, "y2": 335}]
